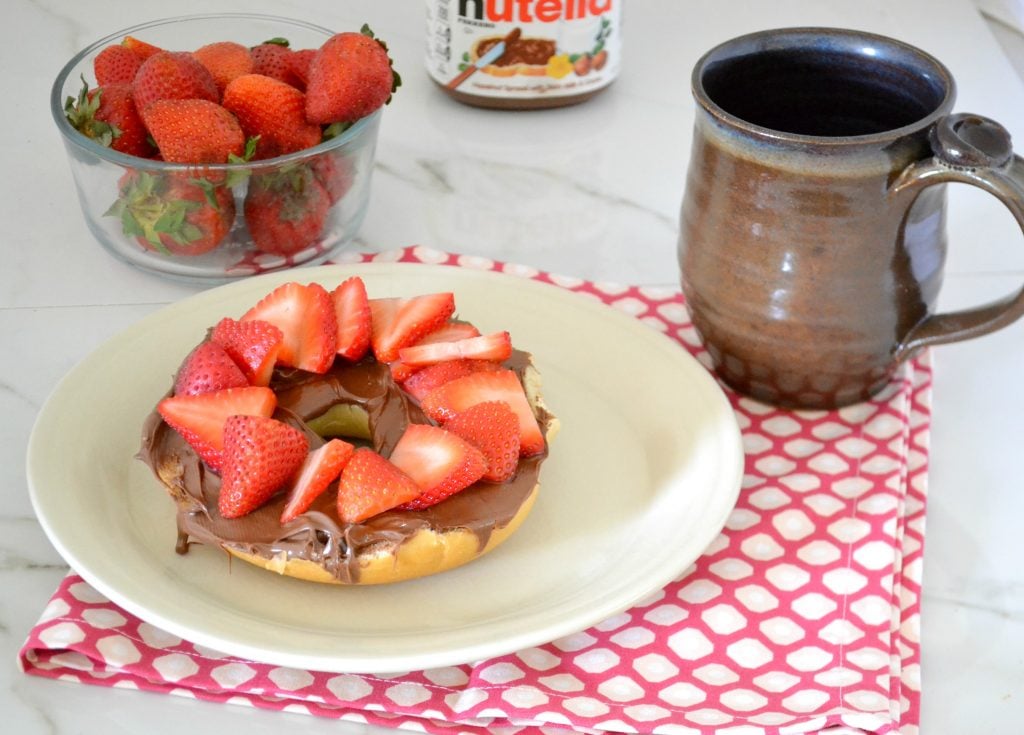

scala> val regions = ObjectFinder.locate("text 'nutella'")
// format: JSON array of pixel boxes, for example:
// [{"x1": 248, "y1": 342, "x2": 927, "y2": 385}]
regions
[{"x1": 426, "y1": 0, "x2": 621, "y2": 109}]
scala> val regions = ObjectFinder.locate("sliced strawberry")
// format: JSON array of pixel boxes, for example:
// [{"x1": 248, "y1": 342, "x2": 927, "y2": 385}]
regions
[
  {"x1": 331, "y1": 276, "x2": 371, "y2": 361},
  {"x1": 210, "y1": 317, "x2": 283, "y2": 386},
  {"x1": 417, "y1": 320, "x2": 481, "y2": 343},
  {"x1": 389, "y1": 361, "x2": 420, "y2": 383},
  {"x1": 157, "y1": 386, "x2": 276, "y2": 471},
  {"x1": 241, "y1": 282, "x2": 337, "y2": 373},
  {"x1": 388, "y1": 320, "x2": 481, "y2": 381},
  {"x1": 369, "y1": 292, "x2": 455, "y2": 362},
  {"x1": 400, "y1": 359, "x2": 502, "y2": 402},
  {"x1": 420, "y1": 369, "x2": 545, "y2": 456},
  {"x1": 398, "y1": 331, "x2": 512, "y2": 368},
  {"x1": 367, "y1": 296, "x2": 399, "y2": 347},
  {"x1": 219, "y1": 415, "x2": 308, "y2": 519},
  {"x1": 280, "y1": 438, "x2": 355, "y2": 523},
  {"x1": 444, "y1": 401, "x2": 521, "y2": 482},
  {"x1": 390, "y1": 424, "x2": 487, "y2": 510},
  {"x1": 174, "y1": 341, "x2": 248, "y2": 396},
  {"x1": 336, "y1": 447, "x2": 421, "y2": 523}
]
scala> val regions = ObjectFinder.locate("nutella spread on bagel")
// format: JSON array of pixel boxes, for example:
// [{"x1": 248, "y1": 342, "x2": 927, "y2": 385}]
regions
[
  {"x1": 426, "y1": 0, "x2": 620, "y2": 109},
  {"x1": 138, "y1": 277, "x2": 558, "y2": 585}
]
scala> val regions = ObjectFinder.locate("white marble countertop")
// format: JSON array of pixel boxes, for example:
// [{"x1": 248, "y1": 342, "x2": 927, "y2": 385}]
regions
[{"x1": 4, "y1": 0, "x2": 1023, "y2": 732}]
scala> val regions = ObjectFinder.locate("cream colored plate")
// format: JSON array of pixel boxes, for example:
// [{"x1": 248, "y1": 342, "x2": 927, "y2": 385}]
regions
[{"x1": 27, "y1": 263, "x2": 743, "y2": 673}]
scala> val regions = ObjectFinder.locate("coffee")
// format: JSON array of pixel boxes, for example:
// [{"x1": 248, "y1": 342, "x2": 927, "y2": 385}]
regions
[{"x1": 701, "y1": 48, "x2": 947, "y2": 136}]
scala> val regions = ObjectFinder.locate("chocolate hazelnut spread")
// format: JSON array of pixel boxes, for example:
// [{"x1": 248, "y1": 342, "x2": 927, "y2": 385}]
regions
[
  {"x1": 426, "y1": 0, "x2": 620, "y2": 110},
  {"x1": 476, "y1": 37, "x2": 556, "y2": 67},
  {"x1": 138, "y1": 352, "x2": 551, "y2": 584}
]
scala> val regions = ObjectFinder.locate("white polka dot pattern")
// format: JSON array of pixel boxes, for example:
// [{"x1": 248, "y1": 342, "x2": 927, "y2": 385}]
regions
[{"x1": 19, "y1": 247, "x2": 931, "y2": 735}]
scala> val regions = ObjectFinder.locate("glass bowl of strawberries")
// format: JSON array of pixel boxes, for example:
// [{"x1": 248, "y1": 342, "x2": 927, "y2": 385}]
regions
[{"x1": 50, "y1": 13, "x2": 400, "y2": 283}]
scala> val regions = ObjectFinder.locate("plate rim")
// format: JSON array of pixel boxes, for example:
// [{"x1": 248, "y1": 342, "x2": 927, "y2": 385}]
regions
[{"x1": 27, "y1": 262, "x2": 745, "y2": 672}]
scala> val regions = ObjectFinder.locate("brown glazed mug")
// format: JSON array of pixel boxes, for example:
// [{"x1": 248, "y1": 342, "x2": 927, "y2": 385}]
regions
[{"x1": 679, "y1": 28, "x2": 1024, "y2": 408}]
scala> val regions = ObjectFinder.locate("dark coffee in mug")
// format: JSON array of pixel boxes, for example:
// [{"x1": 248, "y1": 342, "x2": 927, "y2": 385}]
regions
[
  {"x1": 679, "y1": 28, "x2": 1024, "y2": 409},
  {"x1": 701, "y1": 47, "x2": 946, "y2": 136}
]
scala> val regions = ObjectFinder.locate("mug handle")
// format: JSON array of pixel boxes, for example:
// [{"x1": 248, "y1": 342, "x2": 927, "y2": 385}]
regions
[{"x1": 890, "y1": 113, "x2": 1024, "y2": 362}]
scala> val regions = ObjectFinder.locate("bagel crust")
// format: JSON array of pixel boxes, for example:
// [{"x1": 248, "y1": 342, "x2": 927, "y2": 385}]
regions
[
  {"x1": 224, "y1": 487, "x2": 538, "y2": 585},
  {"x1": 140, "y1": 352, "x2": 557, "y2": 585}
]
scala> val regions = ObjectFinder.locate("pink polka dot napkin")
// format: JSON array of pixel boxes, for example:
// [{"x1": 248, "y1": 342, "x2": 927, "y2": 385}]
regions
[{"x1": 21, "y1": 247, "x2": 932, "y2": 735}]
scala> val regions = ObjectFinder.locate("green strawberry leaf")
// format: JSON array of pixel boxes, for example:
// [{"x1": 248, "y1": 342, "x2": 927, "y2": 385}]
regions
[
  {"x1": 224, "y1": 137, "x2": 260, "y2": 188},
  {"x1": 181, "y1": 223, "x2": 204, "y2": 243},
  {"x1": 261, "y1": 37, "x2": 290, "y2": 47},
  {"x1": 190, "y1": 178, "x2": 220, "y2": 210},
  {"x1": 64, "y1": 77, "x2": 97, "y2": 126},
  {"x1": 225, "y1": 168, "x2": 251, "y2": 189},
  {"x1": 361, "y1": 24, "x2": 401, "y2": 100},
  {"x1": 120, "y1": 209, "x2": 145, "y2": 238},
  {"x1": 103, "y1": 197, "x2": 125, "y2": 219},
  {"x1": 64, "y1": 77, "x2": 118, "y2": 147},
  {"x1": 242, "y1": 136, "x2": 259, "y2": 161},
  {"x1": 135, "y1": 171, "x2": 157, "y2": 198},
  {"x1": 153, "y1": 210, "x2": 178, "y2": 234},
  {"x1": 323, "y1": 122, "x2": 353, "y2": 140}
]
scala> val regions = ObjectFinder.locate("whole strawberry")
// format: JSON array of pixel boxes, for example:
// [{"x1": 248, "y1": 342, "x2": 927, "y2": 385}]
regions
[
  {"x1": 142, "y1": 98, "x2": 245, "y2": 164},
  {"x1": 94, "y1": 44, "x2": 143, "y2": 85},
  {"x1": 305, "y1": 25, "x2": 400, "y2": 124},
  {"x1": 222, "y1": 74, "x2": 321, "y2": 159},
  {"x1": 122, "y1": 35, "x2": 163, "y2": 61},
  {"x1": 132, "y1": 51, "x2": 219, "y2": 113},
  {"x1": 193, "y1": 41, "x2": 254, "y2": 93},
  {"x1": 244, "y1": 165, "x2": 330, "y2": 255},
  {"x1": 250, "y1": 38, "x2": 303, "y2": 88},
  {"x1": 288, "y1": 48, "x2": 317, "y2": 90},
  {"x1": 311, "y1": 152, "x2": 356, "y2": 204},
  {"x1": 64, "y1": 80, "x2": 155, "y2": 157},
  {"x1": 109, "y1": 171, "x2": 236, "y2": 256}
]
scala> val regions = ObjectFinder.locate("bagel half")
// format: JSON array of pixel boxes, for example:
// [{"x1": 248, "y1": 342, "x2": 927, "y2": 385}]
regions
[{"x1": 142, "y1": 359, "x2": 558, "y2": 585}]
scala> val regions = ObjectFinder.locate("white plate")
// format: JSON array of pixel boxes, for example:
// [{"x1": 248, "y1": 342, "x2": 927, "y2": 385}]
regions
[{"x1": 28, "y1": 263, "x2": 743, "y2": 673}]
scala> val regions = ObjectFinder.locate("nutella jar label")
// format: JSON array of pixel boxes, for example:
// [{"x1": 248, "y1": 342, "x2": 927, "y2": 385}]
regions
[{"x1": 426, "y1": 0, "x2": 621, "y2": 104}]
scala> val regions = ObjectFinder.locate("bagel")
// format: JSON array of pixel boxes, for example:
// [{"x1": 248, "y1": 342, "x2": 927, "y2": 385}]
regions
[{"x1": 139, "y1": 283, "x2": 558, "y2": 586}]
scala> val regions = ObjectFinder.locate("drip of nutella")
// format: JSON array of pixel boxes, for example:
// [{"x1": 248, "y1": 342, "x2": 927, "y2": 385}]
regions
[{"x1": 138, "y1": 353, "x2": 549, "y2": 584}]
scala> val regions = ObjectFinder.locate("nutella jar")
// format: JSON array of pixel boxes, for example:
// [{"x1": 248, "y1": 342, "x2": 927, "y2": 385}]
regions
[{"x1": 426, "y1": 0, "x2": 621, "y2": 109}]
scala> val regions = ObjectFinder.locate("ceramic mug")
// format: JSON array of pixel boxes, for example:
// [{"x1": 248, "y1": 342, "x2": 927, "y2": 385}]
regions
[{"x1": 679, "y1": 28, "x2": 1024, "y2": 408}]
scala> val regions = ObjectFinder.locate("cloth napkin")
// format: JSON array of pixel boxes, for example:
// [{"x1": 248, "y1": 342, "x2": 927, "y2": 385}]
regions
[{"x1": 20, "y1": 246, "x2": 932, "y2": 735}]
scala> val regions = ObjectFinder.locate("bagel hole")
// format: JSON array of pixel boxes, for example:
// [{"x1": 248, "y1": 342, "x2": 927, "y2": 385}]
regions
[{"x1": 306, "y1": 403, "x2": 372, "y2": 441}]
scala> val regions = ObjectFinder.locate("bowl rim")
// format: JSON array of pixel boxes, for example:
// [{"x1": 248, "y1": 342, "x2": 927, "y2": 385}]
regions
[{"x1": 50, "y1": 12, "x2": 380, "y2": 170}]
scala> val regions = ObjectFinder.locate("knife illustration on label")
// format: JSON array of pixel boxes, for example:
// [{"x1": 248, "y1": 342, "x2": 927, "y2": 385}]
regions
[{"x1": 447, "y1": 27, "x2": 522, "y2": 91}]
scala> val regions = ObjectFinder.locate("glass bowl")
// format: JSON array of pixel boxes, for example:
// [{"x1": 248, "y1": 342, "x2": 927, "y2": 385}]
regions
[{"x1": 50, "y1": 13, "x2": 382, "y2": 283}]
